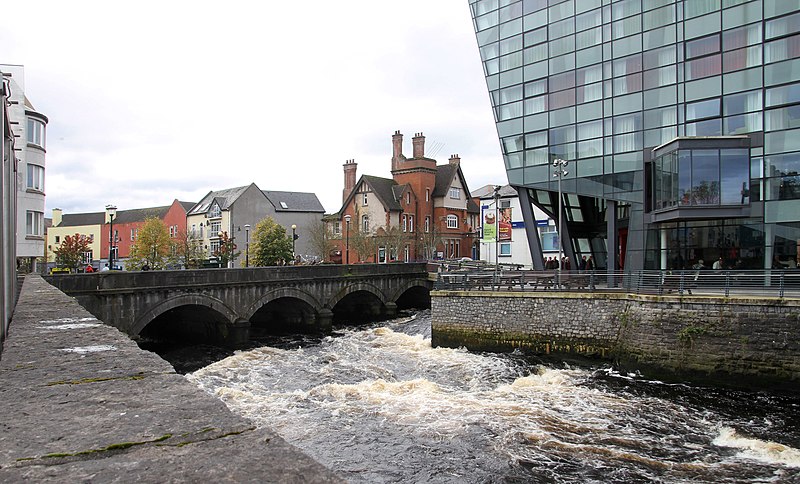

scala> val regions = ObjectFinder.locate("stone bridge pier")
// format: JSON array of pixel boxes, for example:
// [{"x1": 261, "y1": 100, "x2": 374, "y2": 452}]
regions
[{"x1": 45, "y1": 264, "x2": 432, "y2": 347}]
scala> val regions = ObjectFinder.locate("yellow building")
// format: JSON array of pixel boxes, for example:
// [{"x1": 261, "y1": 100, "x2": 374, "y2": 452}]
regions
[{"x1": 46, "y1": 208, "x2": 103, "y2": 271}]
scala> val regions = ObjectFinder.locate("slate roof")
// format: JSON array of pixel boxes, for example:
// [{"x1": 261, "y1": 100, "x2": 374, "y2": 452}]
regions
[
  {"x1": 262, "y1": 191, "x2": 326, "y2": 213},
  {"x1": 57, "y1": 212, "x2": 105, "y2": 227},
  {"x1": 434, "y1": 164, "x2": 480, "y2": 214},
  {"x1": 474, "y1": 184, "x2": 518, "y2": 199},
  {"x1": 362, "y1": 175, "x2": 402, "y2": 211},
  {"x1": 187, "y1": 185, "x2": 250, "y2": 216}
]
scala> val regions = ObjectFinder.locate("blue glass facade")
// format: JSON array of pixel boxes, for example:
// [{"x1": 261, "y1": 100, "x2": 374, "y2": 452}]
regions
[{"x1": 470, "y1": 0, "x2": 800, "y2": 271}]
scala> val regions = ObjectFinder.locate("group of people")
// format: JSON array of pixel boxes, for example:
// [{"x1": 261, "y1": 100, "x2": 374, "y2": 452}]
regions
[{"x1": 543, "y1": 255, "x2": 596, "y2": 271}]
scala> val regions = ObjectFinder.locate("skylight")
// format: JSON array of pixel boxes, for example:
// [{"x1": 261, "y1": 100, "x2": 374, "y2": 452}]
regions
[{"x1": 280, "y1": 202, "x2": 288, "y2": 209}]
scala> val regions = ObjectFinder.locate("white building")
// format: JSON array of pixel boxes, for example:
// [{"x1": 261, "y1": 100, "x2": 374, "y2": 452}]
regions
[
  {"x1": 475, "y1": 184, "x2": 557, "y2": 270},
  {"x1": 1, "y1": 65, "x2": 47, "y2": 273}
]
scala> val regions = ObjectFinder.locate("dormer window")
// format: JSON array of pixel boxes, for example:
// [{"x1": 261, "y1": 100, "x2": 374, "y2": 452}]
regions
[
  {"x1": 450, "y1": 187, "x2": 460, "y2": 199},
  {"x1": 209, "y1": 203, "x2": 221, "y2": 218}
]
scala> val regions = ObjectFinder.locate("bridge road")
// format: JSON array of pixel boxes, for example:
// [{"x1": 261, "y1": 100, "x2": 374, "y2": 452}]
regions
[{"x1": 0, "y1": 275, "x2": 342, "y2": 483}]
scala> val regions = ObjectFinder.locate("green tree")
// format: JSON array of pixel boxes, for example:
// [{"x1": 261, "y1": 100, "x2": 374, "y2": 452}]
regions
[
  {"x1": 250, "y1": 217, "x2": 293, "y2": 266},
  {"x1": 54, "y1": 233, "x2": 92, "y2": 271},
  {"x1": 213, "y1": 231, "x2": 241, "y2": 268},
  {"x1": 127, "y1": 217, "x2": 174, "y2": 270}
]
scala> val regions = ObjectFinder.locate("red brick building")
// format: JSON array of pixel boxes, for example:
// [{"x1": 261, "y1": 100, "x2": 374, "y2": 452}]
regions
[{"x1": 331, "y1": 131, "x2": 479, "y2": 263}]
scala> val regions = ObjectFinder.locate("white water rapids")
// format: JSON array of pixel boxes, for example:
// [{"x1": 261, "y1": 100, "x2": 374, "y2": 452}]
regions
[{"x1": 187, "y1": 311, "x2": 800, "y2": 483}]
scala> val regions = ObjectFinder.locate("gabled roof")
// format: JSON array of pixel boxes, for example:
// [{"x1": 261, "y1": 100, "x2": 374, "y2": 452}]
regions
[
  {"x1": 113, "y1": 206, "x2": 171, "y2": 224},
  {"x1": 475, "y1": 184, "x2": 518, "y2": 200},
  {"x1": 361, "y1": 175, "x2": 403, "y2": 211},
  {"x1": 179, "y1": 201, "x2": 196, "y2": 212},
  {"x1": 433, "y1": 163, "x2": 480, "y2": 213},
  {"x1": 187, "y1": 185, "x2": 251, "y2": 216},
  {"x1": 58, "y1": 212, "x2": 105, "y2": 227},
  {"x1": 263, "y1": 191, "x2": 325, "y2": 213}
]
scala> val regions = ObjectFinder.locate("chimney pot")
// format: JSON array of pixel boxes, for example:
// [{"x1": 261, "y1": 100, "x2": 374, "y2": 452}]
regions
[{"x1": 412, "y1": 132, "x2": 425, "y2": 159}]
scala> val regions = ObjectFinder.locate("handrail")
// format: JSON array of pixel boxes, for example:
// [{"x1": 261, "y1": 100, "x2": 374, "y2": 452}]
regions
[{"x1": 433, "y1": 268, "x2": 800, "y2": 298}]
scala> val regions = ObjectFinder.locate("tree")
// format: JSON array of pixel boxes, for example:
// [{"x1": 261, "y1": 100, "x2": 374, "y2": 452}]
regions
[
  {"x1": 175, "y1": 228, "x2": 205, "y2": 269},
  {"x1": 54, "y1": 233, "x2": 92, "y2": 271},
  {"x1": 419, "y1": 224, "x2": 444, "y2": 261},
  {"x1": 127, "y1": 217, "x2": 174, "y2": 270},
  {"x1": 307, "y1": 219, "x2": 336, "y2": 262},
  {"x1": 378, "y1": 226, "x2": 412, "y2": 262},
  {"x1": 213, "y1": 231, "x2": 240, "y2": 268},
  {"x1": 250, "y1": 217, "x2": 293, "y2": 266}
]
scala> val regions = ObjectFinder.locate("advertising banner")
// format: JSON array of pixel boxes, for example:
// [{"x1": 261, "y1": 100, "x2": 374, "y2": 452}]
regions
[
  {"x1": 482, "y1": 207, "x2": 496, "y2": 243},
  {"x1": 499, "y1": 207, "x2": 512, "y2": 241}
]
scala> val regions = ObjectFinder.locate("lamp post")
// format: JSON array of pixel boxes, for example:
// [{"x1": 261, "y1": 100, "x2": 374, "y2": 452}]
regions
[
  {"x1": 105, "y1": 204, "x2": 117, "y2": 270},
  {"x1": 244, "y1": 224, "x2": 250, "y2": 267},
  {"x1": 344, "y1": 215, "x2": 351, "y2": 265},
  {"x1": 493, "y1": 185, "x2": 501, "y2": 283},
  {"x1": 553, "y1": 158, "x2": 569, "y2": 288},
  {"x1": 291, "y1": 224, "x2": 297, "y2": 261}
]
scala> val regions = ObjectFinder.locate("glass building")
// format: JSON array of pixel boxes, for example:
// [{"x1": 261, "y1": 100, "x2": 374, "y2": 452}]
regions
[{"x1": 469, "y1": 0, "x2": 800, "y2": 272}]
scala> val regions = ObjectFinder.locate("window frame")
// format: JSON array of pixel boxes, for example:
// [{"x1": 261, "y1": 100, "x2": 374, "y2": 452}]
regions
[{"x1": 446, "y1": 214, "x2": 459, "y2": 229}]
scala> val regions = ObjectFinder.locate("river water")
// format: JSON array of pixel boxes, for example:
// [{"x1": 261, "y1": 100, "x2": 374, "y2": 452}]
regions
[{"x1": 186, "y1": 311, "x2": 800, "y2": 483}]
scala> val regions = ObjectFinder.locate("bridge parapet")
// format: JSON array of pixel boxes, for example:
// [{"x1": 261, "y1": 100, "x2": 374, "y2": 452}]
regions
[{"x1": 43, "y1": 264, "x2": 432, "y2": 344}]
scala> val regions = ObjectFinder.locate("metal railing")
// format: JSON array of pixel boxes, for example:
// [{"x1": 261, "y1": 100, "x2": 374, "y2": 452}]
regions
[{"x1": 432, "y1": 267, "x2": 800, "y2": 298}]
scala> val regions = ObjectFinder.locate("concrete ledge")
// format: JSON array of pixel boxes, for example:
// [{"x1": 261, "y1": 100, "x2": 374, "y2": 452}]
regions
[{"x1": 0, "y1": 276, "x2": 342, "y2": 483}]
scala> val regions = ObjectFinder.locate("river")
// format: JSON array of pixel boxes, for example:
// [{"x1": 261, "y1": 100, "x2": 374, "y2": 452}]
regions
[{"x1": 185, "y1": 310, "x2": 800, "y2": 483}]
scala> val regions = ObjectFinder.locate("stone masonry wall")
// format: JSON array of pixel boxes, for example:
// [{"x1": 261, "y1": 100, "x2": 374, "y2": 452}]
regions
[{"x1": 432, "y1": 291, "x2": 800, "y2": 388}]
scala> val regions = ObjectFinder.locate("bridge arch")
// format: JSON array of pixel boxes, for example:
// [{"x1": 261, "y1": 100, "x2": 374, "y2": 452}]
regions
[
  {"x1": 327, "y1": 281, "x2": 387, "y2": 310},
  {"x1": 131, "y1": 293, "x2": 238, "y2": 336},
  {"x1": 389, "y1": 278, "x2": 432, "y2": 309},
  {"x1": 243, "y1": 287, "x2": 324, "y2": 321}
]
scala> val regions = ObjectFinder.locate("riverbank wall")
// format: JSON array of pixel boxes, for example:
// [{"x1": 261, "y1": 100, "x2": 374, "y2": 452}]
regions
[
  {"x1": 431, "y1": 291, "x2": 800, "y2": 389},
  {"x1": 0, "y1": 275, "x2": 342, "y2": 482}
]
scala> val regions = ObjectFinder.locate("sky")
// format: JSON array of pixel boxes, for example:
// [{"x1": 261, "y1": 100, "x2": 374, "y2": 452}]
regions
[{"x1": 1, "y1": 0, "x2": 505, "y2": 216}]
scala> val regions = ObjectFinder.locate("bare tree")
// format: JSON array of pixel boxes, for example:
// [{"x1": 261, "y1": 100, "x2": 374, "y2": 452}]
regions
[{"x1": 307, "y1": 218, "x2": 336, "y2": 261}]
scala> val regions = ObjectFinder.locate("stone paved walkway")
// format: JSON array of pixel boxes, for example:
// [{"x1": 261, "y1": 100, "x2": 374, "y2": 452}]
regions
[{"x1": 0, "y1": 275, "x2": 343, "y2": 483}]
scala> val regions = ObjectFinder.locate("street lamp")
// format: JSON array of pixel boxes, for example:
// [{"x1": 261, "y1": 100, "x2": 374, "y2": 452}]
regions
[
  {"x1": 553, "y1": 158, "x2": 569, "y2": 288},
  {"x1": 105, "y1": 204, "x2": 117, "y2": 270},
  {"x1": 493, "y1": 185, "x2": 501, "y2": 282},
  {"x1": 244, "y1": 224, "x2": 250, "y2": 268},
  {"x1": 291, "y1": 224, "x2": 297, "y2": 262},
  {"x1": 344, "y1": 215, "x2": 351, "y2": 265}
]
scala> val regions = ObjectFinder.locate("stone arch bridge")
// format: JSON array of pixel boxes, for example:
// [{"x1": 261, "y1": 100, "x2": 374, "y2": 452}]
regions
[{"x1": 44, "y1": 264, "x2": 432, "y2": 347}]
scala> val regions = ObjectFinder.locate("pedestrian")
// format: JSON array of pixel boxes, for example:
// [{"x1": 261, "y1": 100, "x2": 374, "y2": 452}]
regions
[
  {"x1": 101, "y1": 263, "x2": 110, "y2": 272},
  {"x1": 85, "y1": 265, "x2": 94, "y2": 273},
  {"x1": 580, "y1": 256, "x2": 587, "y2": 271},
  {"x1": 712, "y1": 257, "x2": 723, "y2": 270},
  {"x1": 587, "y1": 255, "x2": 596, "y2": 271}
]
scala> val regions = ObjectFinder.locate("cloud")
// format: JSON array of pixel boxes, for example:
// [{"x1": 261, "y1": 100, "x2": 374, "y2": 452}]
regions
[{"x1": 3, "y1": 0, "x2": 505, "y2": 216}]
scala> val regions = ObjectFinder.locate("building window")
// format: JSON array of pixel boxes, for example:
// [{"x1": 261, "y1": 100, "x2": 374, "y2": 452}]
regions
[
  {"x1": 26, "y1": 211, "x2": 43, "y2": 236},
  {"x1": 409, "y1": 215, "x2": 414, "y2": 232},
  {"x1": 210, "y1": 221, "x2": 221, "y2": 234},
  {"x1": 26, "y1": 164, "x2": 44, "y2": 191},
  {"x1": 27, "y1": 118, "x2": 45, "y2": 147},
  {"x1": 191, "y1": 224, "x2": 197, "y2": 237},
  {"x1": 500, "y1": 243, "x2": 512, "y2": 256},
  {"x1": 363, "y1": 193, "x2": 368, "y2": 206},
  {"x1": 446, "y1": 214, "x2": 458, "y2": 229},
  {"x1": 402, "y1": 215, "x2": 407, "y2": 232},
  {"x1": 55, "y1": 235, "x2": 60, "y2": 243},
  {"x1": 131, "y1": 228, "x2": 135, "y2": 241},
  {"x1": 450, "y1": 187, "x2": 460, "y2": 199},
  {"x1": 209, "y1": 203, "x2": 221, "y2": 218},
  {"x1": 425, "y1": 216, "x2": 430, "y2": 233},
  {"x1": 333, "y1": 221, "x2": 341, "y2": 236},
  {"x1": 406, "y1": 192, "x2": 411, "y2": 205},
  {"x1": 426, "y1": 189, "x2": 430, "y2": 201},
  {"x1": 362, "y1": 215, "x2": 370, "y2": 233},
  {"x1": 82, "y1": 251, "x2": 93, "y2": 264},
  {"x1": 210, "y1": 241, "x2": 220, "y2": 255}
]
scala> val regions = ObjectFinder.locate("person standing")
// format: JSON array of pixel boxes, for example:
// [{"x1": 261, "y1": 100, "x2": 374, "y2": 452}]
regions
[{"x1": 712, "y1": 257, "x2": 723, "y2": 270}]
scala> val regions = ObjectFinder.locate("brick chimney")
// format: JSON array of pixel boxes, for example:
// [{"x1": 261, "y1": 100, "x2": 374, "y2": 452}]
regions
[
  {"x1": 391, "y1": 130, "x2": 403, "y2": 171},
  {"x1": 52, "y1": 208, "x2": 62, "y2": 227},
  {"x1": 343, "y1": 159, "x2": 357, "y2": 203},
  {"x1": 412, "y1": 132, "x2": 425, "y2": 158},
  {"x1": 449, "y1": 154, "x2": 461, "y2": 165}
]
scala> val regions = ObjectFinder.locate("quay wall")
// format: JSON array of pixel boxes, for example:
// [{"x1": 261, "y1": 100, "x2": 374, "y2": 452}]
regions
[{"x1": 431, "y1": 291, "x2": 800, "y2": 389}]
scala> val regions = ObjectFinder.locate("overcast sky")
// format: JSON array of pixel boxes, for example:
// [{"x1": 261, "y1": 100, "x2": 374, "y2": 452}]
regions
[{"x1": 2, "y1": 0, "x2": 504, "y2": 216}]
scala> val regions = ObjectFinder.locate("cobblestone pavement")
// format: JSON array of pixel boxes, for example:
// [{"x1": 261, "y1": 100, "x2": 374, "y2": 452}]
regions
[{"x1": 0, "y1": 275, "x2": 343, "y2": 483}]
